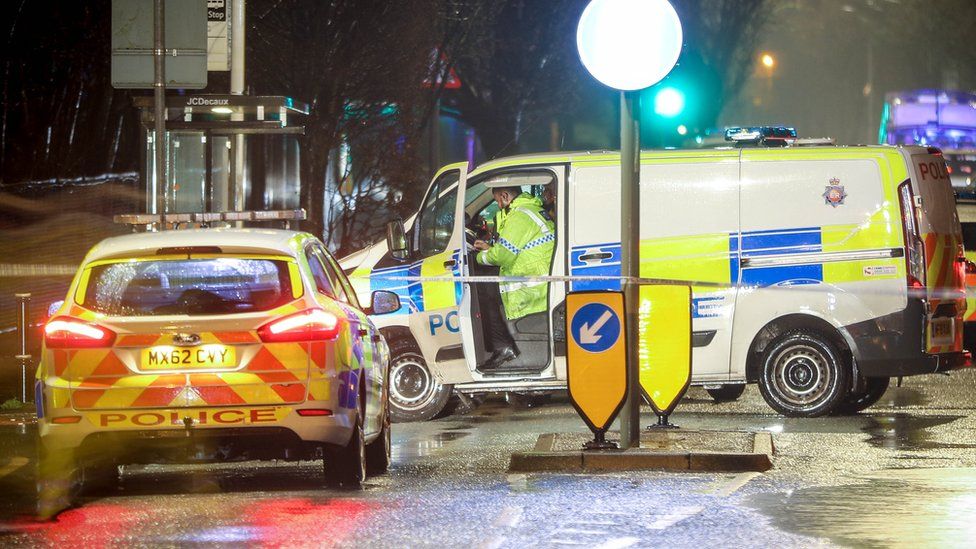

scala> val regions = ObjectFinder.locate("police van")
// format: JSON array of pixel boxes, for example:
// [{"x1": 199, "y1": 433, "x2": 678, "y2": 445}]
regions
[{"x1": 341, "y1": 128, "x2": 968, "y2": 420}]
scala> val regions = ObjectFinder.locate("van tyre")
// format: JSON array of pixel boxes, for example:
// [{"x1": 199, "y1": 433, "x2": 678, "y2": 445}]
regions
[
  {"x1": 758, "y1": 330, "x2": 850, "y2": 417},
  {"x1": 388, "y1": 339, "x2": 452, "y2": 422},
  {"x1": 706, "y1": 384, "x2": 745, "y2": 403},
  {"x1": 326, "y1": 412, "x2": 366, "y2": 487},
  {"x1": 834, "y1": 376, "x2": 890, "y2": 415},
  {"x1": 365, "y1": 400, "x2": 392, "y2": 475}
]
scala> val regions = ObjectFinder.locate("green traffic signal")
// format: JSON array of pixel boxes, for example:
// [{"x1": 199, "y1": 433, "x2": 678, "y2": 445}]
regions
[{"x1": 653, "y1": 87, "x2": 685, "y2": 118}]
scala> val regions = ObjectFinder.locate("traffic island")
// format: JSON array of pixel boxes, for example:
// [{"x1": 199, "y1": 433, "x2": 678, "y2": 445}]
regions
[{"x1": 508, "y1": 429, "x2": 773, "y2": 473}]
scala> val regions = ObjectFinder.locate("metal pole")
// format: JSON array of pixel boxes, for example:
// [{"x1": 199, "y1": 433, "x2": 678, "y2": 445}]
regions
[
  {"x1": 15, "y1": 293, "x2": 31, "y2": 404},
  {"x1": 619, "y1": 90, "x2": 641, "y2": 449},
  {"x1": 231, "y1": 0, "x2": 246, "y2": 218},
  {"x1": 153, "y1": 0, "x2": 167, "y2": 226}
]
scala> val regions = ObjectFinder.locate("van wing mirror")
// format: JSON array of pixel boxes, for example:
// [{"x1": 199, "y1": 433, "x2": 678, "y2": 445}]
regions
[
  {"x1": 368, "y1": 290, "x2": 401, "y2": 315},
  {"x1": 386, "y1": 219, "x2": 410, "y2": 260}
]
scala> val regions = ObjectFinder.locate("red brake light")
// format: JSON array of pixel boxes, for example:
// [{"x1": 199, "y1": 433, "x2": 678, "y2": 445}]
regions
[
  {"x1": 258, "y1": 309, "x2": 340, "y2": 343},
  {"x1": 44, "y1": 316, "x2": 116, "y2": 348},
  {"x1": 296, "y1": 409, "x2": 333, "y2": 417}
]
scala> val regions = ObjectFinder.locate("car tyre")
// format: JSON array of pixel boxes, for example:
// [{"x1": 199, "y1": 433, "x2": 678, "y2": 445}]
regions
[
  {"x1": 365, "y1": 399, "x2": 391, "y2": 475},
  {"x1": 758, "y1": 330, "x2": 850, "y2": 417},
  {"x1": 388, "y1": 338, "x2": 452, "y2": 422},
  {"x1": 325, "y1": 412, "x2": 366, "y2": 487},
  {"x1": 706, "y1": 384, "x2": 746, "y2": 403},
  {"x1": 833, "y1": 376, "x2": 890, "y2": 415}
]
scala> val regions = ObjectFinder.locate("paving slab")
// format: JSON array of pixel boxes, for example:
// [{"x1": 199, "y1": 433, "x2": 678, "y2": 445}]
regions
[{"x1": 509, "y1": 429, "x2": 773, "y2": 473}]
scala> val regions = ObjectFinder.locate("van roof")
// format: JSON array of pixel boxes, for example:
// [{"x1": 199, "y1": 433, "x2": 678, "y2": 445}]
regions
[
  {"x1": 84, "y1": 228, "x2": 308, "y2": 263},
  {"x1": 469, "y1": 145, "x2": 933, "y2": 177}
]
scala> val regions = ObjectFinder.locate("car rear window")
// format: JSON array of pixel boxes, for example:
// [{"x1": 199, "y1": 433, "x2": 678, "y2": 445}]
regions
[{"x1": 81, "y1": 258, "x2": 294, "y2": 316}]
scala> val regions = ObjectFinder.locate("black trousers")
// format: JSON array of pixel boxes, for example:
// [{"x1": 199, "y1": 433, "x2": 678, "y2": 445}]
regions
[{"x1": 481, "y1": 281, "x2": 515, "y2": 353}]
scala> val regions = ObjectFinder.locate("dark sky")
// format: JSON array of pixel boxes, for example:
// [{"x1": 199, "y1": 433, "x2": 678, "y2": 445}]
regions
[{"x1": 719, "y1": 0, "x2": 976, "y2": 145}]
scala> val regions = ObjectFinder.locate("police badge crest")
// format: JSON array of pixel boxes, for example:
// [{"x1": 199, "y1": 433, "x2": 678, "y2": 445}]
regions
[{"x1": 823, "y1": 178, "x2": 847, "y2": 207}]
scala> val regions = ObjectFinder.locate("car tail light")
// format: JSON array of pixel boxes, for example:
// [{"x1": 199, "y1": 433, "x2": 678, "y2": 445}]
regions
[
  {"x1": 898, "y1": 181, "x2": 926, "y2": 292},
  {"x1": 44, "y1": 316, "x2": 116, "y2": 348},
  {"x1": 297, "y1": 409, "x2": 333, "y2": 417},
  {"x1": 258, "y1": 309, "x2": 340, "y2": 343}
]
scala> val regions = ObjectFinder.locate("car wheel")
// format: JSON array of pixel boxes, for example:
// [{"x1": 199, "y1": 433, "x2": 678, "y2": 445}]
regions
[
  {"x1": 758, "y1": 330, "x2": 850, "y2": 417},
  {"x1": 325, "y1": 412, "x2": 366, "y2": 487},
  {"x1": 365, "y1": 398, "x2": 391, "y2": 475},
  {"x1": 388, "y1": 339, "x2": 452, "y2": 422},
  {"x1": 833, "y1": 376, "x2": 890, "y2": 415},
  {"x1": 706, "y1": 384, "x2": 746, "y2": 403}
]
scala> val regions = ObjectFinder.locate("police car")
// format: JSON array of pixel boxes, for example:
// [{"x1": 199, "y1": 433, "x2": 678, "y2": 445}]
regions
[
  {"x1": 342, "y1": 127, "x2": 969, "y2": 420},
  {"x1": 37, "y1": 227, "x2": 397, "y2": 496}
]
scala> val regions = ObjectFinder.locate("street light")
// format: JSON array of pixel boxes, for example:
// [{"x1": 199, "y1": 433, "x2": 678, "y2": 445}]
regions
[
  {"x1": 761, "y1": 53, "x2": 775, "y2": 70},
  {"x1": 577, "y1": 0, "x2": 683, "y2": 449}
]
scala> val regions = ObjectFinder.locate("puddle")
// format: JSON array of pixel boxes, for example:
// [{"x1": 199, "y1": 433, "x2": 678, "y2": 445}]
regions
[
  {"x1": 432, "y1": 432, "x2": 470, "y2": 443},
  {"x1": 860, "y1": 414, "x2": 972, "y2": 450},
  {"x1": 750, "y1": 468, "x2": 976, "y2": 547}
]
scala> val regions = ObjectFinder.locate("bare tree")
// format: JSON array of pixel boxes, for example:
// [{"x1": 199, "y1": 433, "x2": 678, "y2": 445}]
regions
[{"x1": 248, "y1": 0, "x2": 449, "y2": 246}]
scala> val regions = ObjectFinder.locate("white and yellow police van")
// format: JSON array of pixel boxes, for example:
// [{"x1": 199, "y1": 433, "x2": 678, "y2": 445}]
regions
[{"x1": 341, "y1": 128, "x2": 968, "y2": 420}]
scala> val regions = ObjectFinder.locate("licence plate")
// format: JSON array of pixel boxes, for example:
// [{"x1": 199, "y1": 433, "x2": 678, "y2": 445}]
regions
[
  {"x1": 141, "y1": 345, "x2": 236, "y2": 370},
  {"x1": 930, "y1": 317, "x2": 954, "y2": 345}
]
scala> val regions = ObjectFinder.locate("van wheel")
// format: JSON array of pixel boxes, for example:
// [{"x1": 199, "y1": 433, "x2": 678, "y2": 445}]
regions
[
  {"x1": 365, "y1": 398, "x2": 392, "y2": 475},
  {"x1": 706, "y1": 384, "x2": 745, "y2": 403},
  {"x1": 325, "y1": 412, "x2": 366, "y2": 487},
  {"x1": 388, "y1": 339, "x2": 452, "y2": 422},
  {"x1": 833, "y1": 376, "x2": 890, "y2": 415},
  {"x1": 758, "y1": 330, "x2": 850, "y2": 417}
]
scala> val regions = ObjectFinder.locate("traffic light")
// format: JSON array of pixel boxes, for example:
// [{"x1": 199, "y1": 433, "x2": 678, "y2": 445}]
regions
[{"x1": 653, "y1": 87, "x2": 685, "y2": 118}]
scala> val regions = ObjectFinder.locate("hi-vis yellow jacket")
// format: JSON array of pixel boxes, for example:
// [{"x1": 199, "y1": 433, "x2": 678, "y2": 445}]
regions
[{"x1": 477, "y1": 193, "x2": 555, "y2": 319}]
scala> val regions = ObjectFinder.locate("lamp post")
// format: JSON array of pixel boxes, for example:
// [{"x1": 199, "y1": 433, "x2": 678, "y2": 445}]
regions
[{"x1": 577, "y1": 0, "x2": 683, "y2": 449}]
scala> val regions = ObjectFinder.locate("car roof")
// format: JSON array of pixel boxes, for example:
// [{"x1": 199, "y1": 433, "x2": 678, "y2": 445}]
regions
[{"x1": 84, "y1": 228, "x2": 312, "y2": 263}]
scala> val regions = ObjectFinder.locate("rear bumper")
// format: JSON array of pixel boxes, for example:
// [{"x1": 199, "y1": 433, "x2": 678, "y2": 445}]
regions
[
  {"x1": 843, "y1": 299, "x2": 966, "y2": 377},
  {"x1": 39, "y1": 404, "x2": 355, "y2": 463}
]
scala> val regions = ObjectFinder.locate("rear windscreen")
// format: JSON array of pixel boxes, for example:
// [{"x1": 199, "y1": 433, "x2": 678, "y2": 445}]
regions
[{"x1": 81, "y1": 258, "x2": 294, "y2": 316}]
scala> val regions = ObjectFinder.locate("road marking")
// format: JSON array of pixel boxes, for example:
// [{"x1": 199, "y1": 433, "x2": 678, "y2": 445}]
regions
[
  {"x1": 709, "y1": 471, "x2": 762, "y2": 497},
  {"x1": 0, "y1": 457, "x2": 28, "y2": 479},
  {"x1": 646, "y1": 505, "x2": 703, "y2": 530},
  {"x1": 493, "y1": 505, "x2": 523, "y2": 529},
  {"x1": 594, "y1": 537, "x2": 639, "y2": 549},
  {"x1": 477, "y1": 536, "x2": 506, "y2": 549}
]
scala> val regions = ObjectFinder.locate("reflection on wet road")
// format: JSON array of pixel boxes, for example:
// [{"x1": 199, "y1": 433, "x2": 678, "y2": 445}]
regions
[
  {"x1": 0, "y1": 371, "x2": 974, "y2": 546},
  {"x1": 751, "y1": 468, "x2": 976, "y2": 548}
]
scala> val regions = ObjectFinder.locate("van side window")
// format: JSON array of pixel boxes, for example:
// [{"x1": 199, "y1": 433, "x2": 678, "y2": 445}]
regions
[{"x1": 416, "y1": 171, "x2": 459, "y2": 257}]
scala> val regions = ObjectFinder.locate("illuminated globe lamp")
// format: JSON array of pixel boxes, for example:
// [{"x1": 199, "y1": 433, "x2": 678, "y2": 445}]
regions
[{"x1": 576, "y1": 0, "x2": 683, "y2": 91}]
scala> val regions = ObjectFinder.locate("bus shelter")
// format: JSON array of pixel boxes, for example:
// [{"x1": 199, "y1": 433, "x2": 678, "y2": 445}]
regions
[{"x1": 132, "y1": 94, "x2": 308, "y2": 217}]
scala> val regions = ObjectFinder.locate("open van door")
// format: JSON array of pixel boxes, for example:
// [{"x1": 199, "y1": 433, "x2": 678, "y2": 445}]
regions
[
  {"x1": 458, "y1": 168, "x2": 563, "y2": 380},
  {"x1": 907, "y1": 149, "x2": 967, "y2": 353}
]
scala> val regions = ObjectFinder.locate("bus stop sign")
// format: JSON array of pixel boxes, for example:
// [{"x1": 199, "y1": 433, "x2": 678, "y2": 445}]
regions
[{"x1": 566, "y1": 291, "x2": 628, "y2": 441}]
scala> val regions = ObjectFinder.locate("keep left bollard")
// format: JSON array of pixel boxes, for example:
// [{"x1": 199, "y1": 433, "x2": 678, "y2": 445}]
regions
[{"x1": 15, "y1": 293, "x2": 31, "y2": 404}]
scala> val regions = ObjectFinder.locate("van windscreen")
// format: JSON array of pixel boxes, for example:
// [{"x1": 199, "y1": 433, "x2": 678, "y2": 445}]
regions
[{"x1": 81, "y1": 258, "x2": 293, "y2": 316}]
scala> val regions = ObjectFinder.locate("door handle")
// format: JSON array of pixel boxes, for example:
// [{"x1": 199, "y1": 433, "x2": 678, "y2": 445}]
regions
[
  {"x1": 579, "y1": 252, "x2": 612, "y2": 262},
  {"x1": 443, "y1": 259, "x2": 457, "y2": 268}
]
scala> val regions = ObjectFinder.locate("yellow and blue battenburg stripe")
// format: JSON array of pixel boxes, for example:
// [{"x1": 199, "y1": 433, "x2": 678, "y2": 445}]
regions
[
  {"x1": 353, "y1": 249, "x2": 463, "y2": 315},
  {"x1": 570, "y1": 226, "x2": 889, "y2": 319}
]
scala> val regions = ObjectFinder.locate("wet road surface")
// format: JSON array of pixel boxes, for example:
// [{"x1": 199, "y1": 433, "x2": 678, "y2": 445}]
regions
[{"x1": 0, "y1": 369, "x2": 974, "y2": 547}]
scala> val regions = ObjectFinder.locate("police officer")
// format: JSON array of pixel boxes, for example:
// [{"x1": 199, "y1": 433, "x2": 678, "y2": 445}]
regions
[{"x1": 473, "y1": 184, "x2": 555, "y2": 369}]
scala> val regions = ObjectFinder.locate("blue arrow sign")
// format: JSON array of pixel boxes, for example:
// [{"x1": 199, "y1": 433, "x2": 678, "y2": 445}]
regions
[{"x1": 570, "y1": 302, "x2": 621, "y2": 353}]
